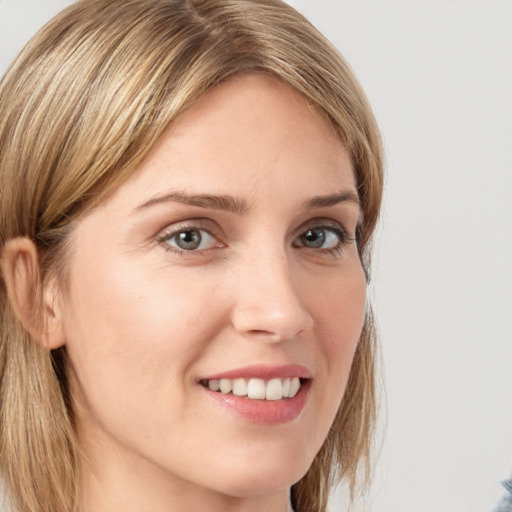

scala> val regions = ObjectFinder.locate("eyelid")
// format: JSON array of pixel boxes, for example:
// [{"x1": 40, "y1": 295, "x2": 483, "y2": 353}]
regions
[
  {"x1": 157, "y1": 218, "x2": 221, "y2": 237},
  {"x1": 292, "y1": 218, "x2": 357, "y2": 255},
  {"x1": 296, "y1": 218, "x2": 355, "y2": 239},
  {"x1": 156, "y1": 219, "x2": 225, "y2": 254}
]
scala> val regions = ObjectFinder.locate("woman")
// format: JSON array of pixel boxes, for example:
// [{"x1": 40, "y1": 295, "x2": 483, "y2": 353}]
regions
[{"x1": 0, "y1": 1, "x2": 383, "y2": 511}]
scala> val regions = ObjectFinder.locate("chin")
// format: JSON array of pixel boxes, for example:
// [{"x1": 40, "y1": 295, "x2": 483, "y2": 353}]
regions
[{"x1": 209, "y1": 449, "x2": 312, "y2": 499}]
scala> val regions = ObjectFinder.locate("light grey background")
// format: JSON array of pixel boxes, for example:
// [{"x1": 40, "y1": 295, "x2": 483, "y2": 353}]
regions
[{"x1": 1, "y1": 1, "x2": 511, "y2": 512}]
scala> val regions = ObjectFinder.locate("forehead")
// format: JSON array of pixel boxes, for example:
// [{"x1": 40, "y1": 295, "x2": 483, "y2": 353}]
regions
[{"x1": 101, "y1": 74, "x2": 355, "y2": 213}]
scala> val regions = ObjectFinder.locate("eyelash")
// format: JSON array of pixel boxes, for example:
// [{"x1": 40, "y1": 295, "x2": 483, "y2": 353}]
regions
[
  {"x1": 156, "y1": 221, "x2": 356, "y2": 257},
  {"x1": 293, "y1": 223, "x2": 356, "y2": 257},
  {"x1": 156, "y1": 223, "x2": 223, "y2": 256}
]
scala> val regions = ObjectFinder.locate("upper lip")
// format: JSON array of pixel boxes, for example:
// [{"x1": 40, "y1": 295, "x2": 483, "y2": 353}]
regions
[{"x1": 201, "y1": 364, "x2": 313, "y2": 381}]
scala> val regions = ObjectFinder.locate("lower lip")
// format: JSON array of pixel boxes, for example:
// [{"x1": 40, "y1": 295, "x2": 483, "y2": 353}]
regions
[{"x1": 202, "y1": 380, "x2": 311, "y2": 425}]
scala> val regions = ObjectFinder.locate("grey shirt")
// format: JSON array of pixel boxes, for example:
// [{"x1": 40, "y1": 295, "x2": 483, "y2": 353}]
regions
[{"x1": 493, "y1": 479, "x2": 512, "y2": 512}]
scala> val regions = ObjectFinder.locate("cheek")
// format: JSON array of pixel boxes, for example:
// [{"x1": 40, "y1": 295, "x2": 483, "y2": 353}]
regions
[
  {"x1": 61, "y1": 253, "x2": 224, "y2": 411},
  {"x1": 312, "y1": 265, "x2": 366, "y2": 405},
  {"x1": 315, "y1": 264, "x2": 366, "y2": 351}
]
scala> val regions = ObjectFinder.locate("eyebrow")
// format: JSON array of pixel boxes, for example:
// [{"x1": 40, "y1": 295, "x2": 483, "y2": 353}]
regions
[
  {"x1": 134, "y1": 189, "x2": 360, "y2": 215},
  {"x1": 134, "y1": 192, "x2": 250, "y2": 215},
  {"x1": 305, "y1": 190, "x2": 360, "y2": 209}
]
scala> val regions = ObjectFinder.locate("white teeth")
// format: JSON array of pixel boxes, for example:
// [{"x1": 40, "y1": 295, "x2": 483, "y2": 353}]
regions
[
  {"x1": 289, "y1": 377, "x2": 300, "y2": 398},
  {"x1": 247, "y1": 378, "x2": 266, "y2": 399},
  {"x1": 282, "y1": 378, "x2": 291, "y2": 397},
  {"x1": 208, "y1": 379, "x2": 220, "y2": 392},
  {"x1": 232, "y1": 378, "x2": 248, "y2": 396},
  {"x1": 206, "y1": 377, "x2": 303, "y2": 400},
  {"x1": 219, "y1": 379, "x2": 232, "y2": 394},
  {"x1": 266, "y1": 378, "x2": 283, "y2": 400}
]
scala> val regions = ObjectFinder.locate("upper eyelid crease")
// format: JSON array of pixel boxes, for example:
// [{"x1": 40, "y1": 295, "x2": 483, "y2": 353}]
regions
[{"x1": 133, "y1": 189, "x2": 360, "y2": 216}]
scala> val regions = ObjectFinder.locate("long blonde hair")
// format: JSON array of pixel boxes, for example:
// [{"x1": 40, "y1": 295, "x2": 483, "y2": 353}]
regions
[{"x1": 0, "y1": 1, "x2": 383, "y2": 511}]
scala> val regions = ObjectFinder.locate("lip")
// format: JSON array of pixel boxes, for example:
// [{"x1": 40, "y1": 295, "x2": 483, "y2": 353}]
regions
[
  {"x1": 199, "y1": 364, "x2": 312, "y2": 425},
  {"x1": 202, "y1": 364, "x2": 313, "y2": 381}
]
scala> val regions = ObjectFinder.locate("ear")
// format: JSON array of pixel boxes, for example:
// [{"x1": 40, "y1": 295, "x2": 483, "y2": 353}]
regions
[{"x1": 0, "y1": 237, "x2": 66, "y2": 349}]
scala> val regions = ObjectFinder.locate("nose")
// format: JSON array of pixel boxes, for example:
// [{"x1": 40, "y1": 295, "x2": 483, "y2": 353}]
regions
[{"x1": 230, "y1": 250, "x2": 313, "y2": 343}]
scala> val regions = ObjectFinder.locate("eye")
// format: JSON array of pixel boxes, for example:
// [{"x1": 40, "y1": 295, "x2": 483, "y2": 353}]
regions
[
  {"x1": 294, "y1": 223, "x2": 354, "y2": 254},
  {"x1": 159, "y1": 228, "x2": 221, "y2": 253},
  {"x1": 299, "y1": 228, "x2": 340, "y2": 249}
]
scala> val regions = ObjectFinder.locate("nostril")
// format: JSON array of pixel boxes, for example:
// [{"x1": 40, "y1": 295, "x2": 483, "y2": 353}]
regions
[
  {"x1": 244, "y1": 328, "x2": 301, "y2": 343},
  {"x1": 231, "y1": 300, "x2": 313, "y2": 342},
  {"x1": 248, "y1": 329, "x2": 277, "y2": 336}
]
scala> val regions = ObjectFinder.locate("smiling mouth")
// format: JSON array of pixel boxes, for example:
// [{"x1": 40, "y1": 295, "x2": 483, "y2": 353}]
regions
[{"x1": 200, "y1": 377, "x2": 305, "y2": 401}]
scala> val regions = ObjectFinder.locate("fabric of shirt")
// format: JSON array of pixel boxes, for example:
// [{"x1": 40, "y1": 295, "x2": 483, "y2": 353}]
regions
[{"x1": 493, "y1": 479, "x2": 512, "y2": 512}]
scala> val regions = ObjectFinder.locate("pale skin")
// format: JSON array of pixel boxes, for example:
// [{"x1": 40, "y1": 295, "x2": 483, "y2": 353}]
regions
[{"x1": 1, "y1": 75, "x2": 366, "y2": 512}]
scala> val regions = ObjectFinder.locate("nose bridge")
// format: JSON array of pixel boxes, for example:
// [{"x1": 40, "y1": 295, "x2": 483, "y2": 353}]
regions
[{"x1": 230, "y1": 244, "x2": 313, "y2": 341}]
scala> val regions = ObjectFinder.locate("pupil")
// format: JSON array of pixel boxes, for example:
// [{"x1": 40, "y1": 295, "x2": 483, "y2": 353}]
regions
[
  {"x1": 177, "y1": 230, "x2": 201, "y2": 250},
  {"x1": 304, "y1": 229, "x2": 325, "y2": 248}
]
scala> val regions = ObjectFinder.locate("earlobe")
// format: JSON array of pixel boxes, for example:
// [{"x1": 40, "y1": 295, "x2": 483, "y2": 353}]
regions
[{"x1": 0, "y1": 237, "x2": 65, "y2": 349}]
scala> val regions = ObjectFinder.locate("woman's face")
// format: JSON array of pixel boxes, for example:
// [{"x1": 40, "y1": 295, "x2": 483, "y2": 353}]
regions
[{"x1": 58, "y1": 74, "x2": 366, "y2": 505}]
